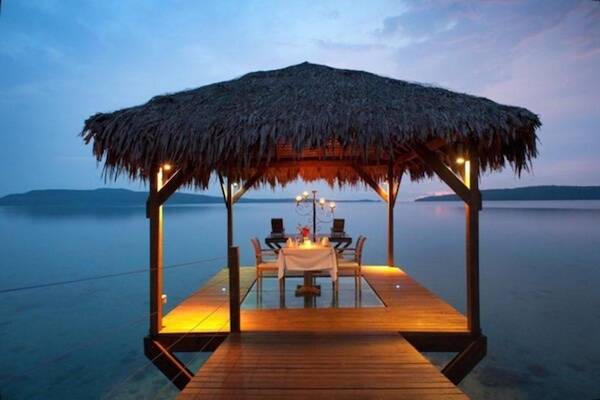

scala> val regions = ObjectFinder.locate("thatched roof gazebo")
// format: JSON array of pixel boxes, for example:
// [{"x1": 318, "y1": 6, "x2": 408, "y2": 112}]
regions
[
  {"x1": 82, "y1": 62, "x2": 540, "y2": 393},
  {"x1": 83, "y1": 62, "x2": 539, "y2": 188}
]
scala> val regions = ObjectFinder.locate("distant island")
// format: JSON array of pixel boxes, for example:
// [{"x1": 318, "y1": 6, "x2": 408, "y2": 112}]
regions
[
  {"x1": 416, "y1": 185, "x2": 600, "y2": 202},
  {"x1": 0, "y1": 188, "x2": 377, "y2": 207}
]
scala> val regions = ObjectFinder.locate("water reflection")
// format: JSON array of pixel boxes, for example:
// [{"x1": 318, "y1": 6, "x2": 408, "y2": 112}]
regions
[
  {"x1": 241, "y1": 276, "x2": 384, "y2": 309},
  {"x1": 1, "y1": 201, "x2": 599, "y2": 399},
  {"x1": 0, "y1": 204, "x2": 220, "y2": 221}
]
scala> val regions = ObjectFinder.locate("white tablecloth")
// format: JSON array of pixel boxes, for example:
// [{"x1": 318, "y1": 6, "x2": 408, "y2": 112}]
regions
[{"x1": 277, "y1": 246, "x2": 338, "y2": 281}]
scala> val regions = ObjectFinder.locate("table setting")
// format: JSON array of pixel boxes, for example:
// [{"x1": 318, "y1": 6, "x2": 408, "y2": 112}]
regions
[{"x1": 276, "y1": 232, "x2": 338, "y2": 296}]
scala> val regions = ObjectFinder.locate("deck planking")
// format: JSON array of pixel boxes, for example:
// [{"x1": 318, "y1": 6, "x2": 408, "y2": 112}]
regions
[
  {"x1": 177, "y1": 332, "x2": 468, "y2": 400},
  {"x1": 161, "y1": 266, "x2": 467, "y2": 334}
]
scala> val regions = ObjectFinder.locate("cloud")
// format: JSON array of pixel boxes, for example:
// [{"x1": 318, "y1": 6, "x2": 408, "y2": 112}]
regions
[
  {"x1": 480, "y1": 1, "x2": 600, "y2": 119},
  {"x1": 376, "y1": 4, "x2": 464, "y2": 39}
]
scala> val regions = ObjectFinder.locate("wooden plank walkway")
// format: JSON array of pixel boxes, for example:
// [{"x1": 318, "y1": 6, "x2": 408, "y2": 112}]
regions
[
  {"x1": 161, "y1": 266, "x2": 467, "y2": 334},
  {"x1": 177, "y1": 332, "x2": 468, "y2": 399}
]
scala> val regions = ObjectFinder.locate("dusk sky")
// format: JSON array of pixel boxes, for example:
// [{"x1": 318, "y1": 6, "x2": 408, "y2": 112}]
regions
[{"x1": 1, "y1": 0, "x2": 599, "y2": 200}]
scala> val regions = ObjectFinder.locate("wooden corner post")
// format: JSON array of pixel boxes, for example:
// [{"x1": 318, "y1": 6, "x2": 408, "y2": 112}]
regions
[
  {"x1": 465, "y1": 156, "x2": 481, "y2": 335},
  {"x1": 148, "y1": 165, "x2": 164, "y2": 336},
  {"x1": 218, "y1": 174, "x2": 235, "y2": 257},
  {"x1": 226, "y1": 178, "x2": 234, "y2": 250},
  {"x1": 352, "y1": 163, "x2": 400, "y2": 267},
  {"x1": 387, "y1": 163, "x2": 400, "y2": 267},
  {"x1": 412, "y1": 143, "x2": 482, "y2": 335},
  {"x1": 228, "y1": 246, "x2": 241, "y2": 333}
]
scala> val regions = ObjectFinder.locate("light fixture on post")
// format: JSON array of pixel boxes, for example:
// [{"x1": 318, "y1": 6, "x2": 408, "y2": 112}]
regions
[
  {"x1": 454, "y1": 143, "x2": 472, "y2": 185},
  {"x1": 295, "y1": 190, "x2": 336, "y2": 241},
  {"x1": 455, "y1": 143, "x2": 466, "y2": 165}
]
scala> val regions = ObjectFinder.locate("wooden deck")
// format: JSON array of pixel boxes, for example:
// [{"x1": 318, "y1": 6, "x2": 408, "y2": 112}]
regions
[
  {"x1": 177, "y1": 332, "x2": 468, "y2": 399},
  {"x1": 161, "y1": 266, "x2": 467, "y2": 334}
]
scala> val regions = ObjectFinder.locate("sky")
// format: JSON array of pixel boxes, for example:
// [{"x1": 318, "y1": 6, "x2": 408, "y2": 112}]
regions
[{"x1": 0, "y1": 0, "x2": 599, "y2": 200}]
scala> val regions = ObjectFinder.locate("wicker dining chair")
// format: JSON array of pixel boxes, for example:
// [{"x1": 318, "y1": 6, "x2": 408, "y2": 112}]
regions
[
  {"x1": 337, "y1": 236, "x2": 366, "y2": 292},
  {"x1": 250, "y1": 237, "x2": 280, "y2": 292}
]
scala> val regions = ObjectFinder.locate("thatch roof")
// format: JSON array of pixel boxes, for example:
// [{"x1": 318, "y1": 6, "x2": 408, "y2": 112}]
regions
[{"x1": 82, "y1": 62, "x2": 540, "y2": 188}]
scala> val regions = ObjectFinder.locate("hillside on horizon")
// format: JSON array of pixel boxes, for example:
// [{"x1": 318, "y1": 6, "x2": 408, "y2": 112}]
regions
[
  {"x1": 416, "y1": 185, "x2": 600, "y2": 202},
  {"x1": 0, "y1": 188, "x2": 377, "y2": 207}
]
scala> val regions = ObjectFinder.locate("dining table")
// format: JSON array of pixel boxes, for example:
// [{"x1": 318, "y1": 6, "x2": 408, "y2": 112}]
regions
[{"x1": 276, "y1": 241, "x2": 338, "y2": 296}]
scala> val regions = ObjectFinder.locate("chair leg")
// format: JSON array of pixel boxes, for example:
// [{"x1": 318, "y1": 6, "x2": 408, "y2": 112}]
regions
[
  {"x1": 279, "y1": 276, "x2": 286, "y2": 293},
  {"x1": 278, "y1": 277, "x2": 283, "y2": 302},
  {"x1": 258, "y1": 272, "x2": 262, "y2": 295},
  {"x1": 358, "y1": 270, "x2": 362, "y2": 303},
  {"x1": 279, "y1": 277, "x2": 286, "y2": 309},
  {"x1": 332, "y1": 279, "x2": 338, "y2": 307}
]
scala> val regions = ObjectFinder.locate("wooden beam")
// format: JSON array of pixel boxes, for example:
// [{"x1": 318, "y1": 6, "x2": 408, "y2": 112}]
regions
[
  {"x1": 465, "y1": 157, "x2": 481, "y2": 335},
  {"x1": 411, "y1": 144, "x2": 478, "y2": 206},
  {"x1": 442, "y1": 335, "x2": 487, "y2": 384},
  {"x1": 403, "y1": 332, "x2": 475, "y2": 353},
  {"x1": 391, "y1": 169, "x2": 402, "y2": 206},
  {"x1": 228, "y1": 246, "x2": 241, "y2": 333},
  {"x1": 143, "y1": 336, "x2": 193, "y2": 390},
  {"x1": 352, "y1": 164, "x2": 389, "y2": 203},
  {"x1": 232, "y1": 168, "x2": 265, "y2": 204},
  {"x1": 148, "y1": 165, "x2": 163, "y2": 336},
  {"x1": 155, "y1": 169, "x2": 186, "y2": 206},
  {"x1": 226, "y1": 178, "x2": 233, "y2": 249},
  {"x1": 266, "y1": 138, "x2": 447, "y2": 169},
  {"x1": 155, "y1": 332, "x2": 228, "y2": 352},
  {"x1": 217, "y1": 173, "x2": 228, "y2": 210},
  {"x1": 387, "y1": 163, "x2": 395, "y2": 266}
]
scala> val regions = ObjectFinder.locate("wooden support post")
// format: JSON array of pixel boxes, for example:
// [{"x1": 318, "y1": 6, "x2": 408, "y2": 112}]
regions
[
  {"x1": 412, "y1": 144, "x2": 475, "y2": 205},
  {"x1": 226, "y1": 178, "x2": 234, "y2": 250},
  {"x1": 144, "y1": 336, "x2": 193, "y2": 390},
  {"x1": 441, "y1": 335, "x2": 487, "y2": 384},
  {"x1": 387, "y1": 163, "x2": 395, "y2": 267},
  {"x1": 148, "y1": 166, "x2": 164, "y2": 336},
  {"x1": 232, "y1": 167, "x2": 265, "y2": 204},
  {"x1": 352, "y1": 164, "x2": 389, "y2": 202},
  {"x1": 465, "y1": 156, "x2": 481, "y2": 335},
  {"x1": 228, "y1": 246, "x2": 241, "y2": 333}
]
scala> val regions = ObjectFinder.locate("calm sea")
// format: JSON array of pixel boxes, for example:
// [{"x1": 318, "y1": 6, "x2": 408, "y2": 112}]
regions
[{"x1": 1, "y1": 201, "x2": 599, "y2": 399}]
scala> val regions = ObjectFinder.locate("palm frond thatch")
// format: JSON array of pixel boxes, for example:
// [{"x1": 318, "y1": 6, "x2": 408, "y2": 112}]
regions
[{"x1": 82, "y1": 62, "x2": 541, "y2": 188}]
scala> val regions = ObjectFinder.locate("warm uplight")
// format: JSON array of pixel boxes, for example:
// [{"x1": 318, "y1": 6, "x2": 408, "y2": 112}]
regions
[
  {"x1": 232, "y1": 182, "x2": 239, "y2": 188},
  {"x1": 319, "y1": 198, "x2": 326, "y2": 205},
  {"x1": 302, "y1": 191, "x2": 309, "y2": 198},
  {"x1": 329, "y1": 201, "x2": 336, "y2": 209},
  {"x1": 456, "y1": 157, "x2": 465, "y2": 165},
  {"x1": 162, "y1": 163, "x2": 172, "y2": 171},
  {"x1": 295, "y1": 195, "x2": 303, "y2": 203}
]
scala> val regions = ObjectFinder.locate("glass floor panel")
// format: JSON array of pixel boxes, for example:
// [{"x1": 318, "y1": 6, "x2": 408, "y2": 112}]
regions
[{"x1": 241, "y1": 276, "x2": 385, "y2": 309}]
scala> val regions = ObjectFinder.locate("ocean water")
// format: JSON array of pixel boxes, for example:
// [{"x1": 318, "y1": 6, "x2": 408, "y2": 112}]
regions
[{"x1": 1, "y1": 201, "x2": 599, "y2": 399}]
